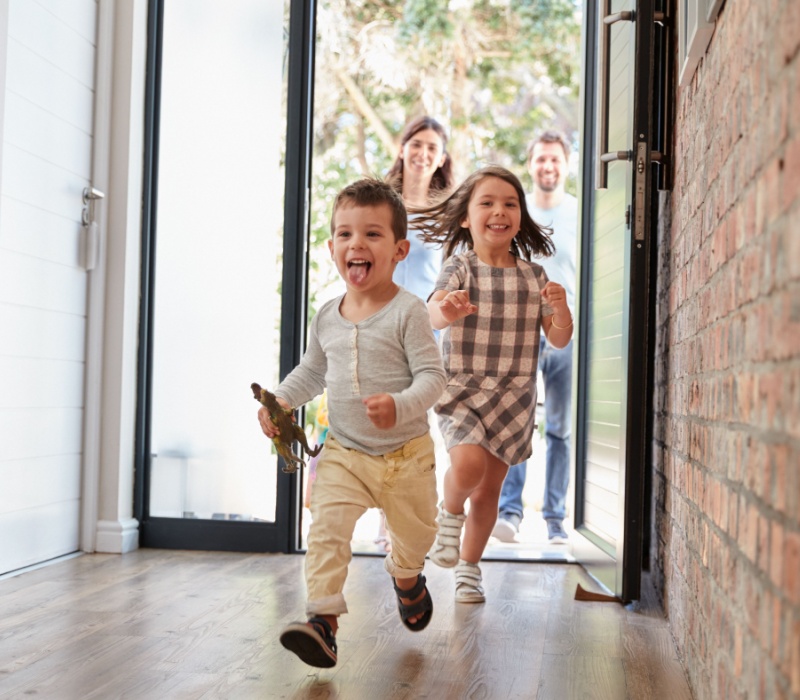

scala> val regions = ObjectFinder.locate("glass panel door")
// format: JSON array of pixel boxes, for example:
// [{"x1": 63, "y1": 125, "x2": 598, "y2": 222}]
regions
[
  {"x1": 572, "y1": 0, "x2": 663, "y2": 601},
  {"x1": 302, "y1": 0, "x2": 582, "y2": 557},
  {"x1": 138, "y1": 0, "x2": 293, "y2": 550}
]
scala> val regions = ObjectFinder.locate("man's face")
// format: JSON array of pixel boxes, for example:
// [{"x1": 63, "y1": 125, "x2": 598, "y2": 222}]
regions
[{"x1": 528, "y1": 142, "x2": 568, "y2": 193}]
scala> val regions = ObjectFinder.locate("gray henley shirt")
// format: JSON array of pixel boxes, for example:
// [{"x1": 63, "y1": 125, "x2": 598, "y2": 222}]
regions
[{"x1": 276, "y1": 288, "x2": 446, "y2": 456}]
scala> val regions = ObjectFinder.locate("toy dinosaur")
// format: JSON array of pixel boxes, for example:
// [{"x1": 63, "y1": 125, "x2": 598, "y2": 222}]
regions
[{"x1": 251, "y1": 382, "x2": 322, "y2": 473}]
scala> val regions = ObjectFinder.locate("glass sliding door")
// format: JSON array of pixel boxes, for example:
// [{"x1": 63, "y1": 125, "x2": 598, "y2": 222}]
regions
[{"x1": 138, "y1": 0, "x2": 306, "y2": 551}]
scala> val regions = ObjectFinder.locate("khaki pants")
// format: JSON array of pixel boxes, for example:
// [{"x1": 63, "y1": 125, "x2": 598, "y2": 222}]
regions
[{"x1": 305, "y1": 432, "x2": 438, "y2": 617}]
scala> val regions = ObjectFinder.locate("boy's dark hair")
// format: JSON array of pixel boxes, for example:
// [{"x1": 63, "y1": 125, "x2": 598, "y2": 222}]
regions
[
  {"x1": 385, "y1": 116, "x2": 453, "y2": 200},
  {"x1": 331, "y1": 178, "x2": 408, "y2": 241},
  {"x1": 412, "y1": 165, "x2": 555, "y2": 260},
  {"x1": 526, "y1": 130, "x2": 571, "y2": 163}
]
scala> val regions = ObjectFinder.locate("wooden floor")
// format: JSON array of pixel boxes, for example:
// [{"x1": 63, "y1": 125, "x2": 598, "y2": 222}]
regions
[{"x1": 0, "y1": 550, "x2": 692, "y2": 699}]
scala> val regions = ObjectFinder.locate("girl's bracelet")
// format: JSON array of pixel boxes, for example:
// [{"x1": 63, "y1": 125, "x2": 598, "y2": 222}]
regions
[{"x1": 551, "y1": 313, "x2": 573, "y2": 330}]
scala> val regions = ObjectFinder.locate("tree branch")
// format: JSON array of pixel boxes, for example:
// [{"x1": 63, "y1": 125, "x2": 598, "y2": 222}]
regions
[{"x1": 334, "y1": 68, "x2": 398, "y2": 157}]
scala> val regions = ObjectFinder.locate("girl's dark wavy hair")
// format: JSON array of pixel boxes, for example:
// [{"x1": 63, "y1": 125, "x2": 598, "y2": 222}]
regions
[
  {"x1": 410, "y1": 165, "x2": 555, "y2": 260},
  {"x1": 385, "y1": 116, "x2": 454, "y2": 200}
]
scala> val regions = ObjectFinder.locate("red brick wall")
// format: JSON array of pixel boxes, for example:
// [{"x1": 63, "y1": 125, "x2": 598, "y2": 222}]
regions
[{"x1": 651, "y1": 0, "x2": 800, "y2": 698}]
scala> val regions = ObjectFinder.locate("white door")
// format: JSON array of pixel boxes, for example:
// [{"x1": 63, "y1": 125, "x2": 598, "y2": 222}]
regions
[{"x1": 0, "y1": 0, "x2": 100, "y2": 575}]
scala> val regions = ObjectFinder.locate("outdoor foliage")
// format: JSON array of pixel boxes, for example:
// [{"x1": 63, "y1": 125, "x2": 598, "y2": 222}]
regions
[{"x1": 307, "y1": 0, "x2": 582, "y2": 315}]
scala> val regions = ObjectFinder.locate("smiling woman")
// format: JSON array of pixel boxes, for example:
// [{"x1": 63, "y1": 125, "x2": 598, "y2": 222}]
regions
[{"x1": 387, "y1": 116, "x2": 454, "y2": 303}]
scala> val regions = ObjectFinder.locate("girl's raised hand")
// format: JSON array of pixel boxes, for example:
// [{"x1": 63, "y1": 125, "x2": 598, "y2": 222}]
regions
[
  {"x1": 438, "y1": 290, "x2": 478, "y2": 323},
  {"x1": 541, "y1": 281, "x2": 569, "y2": 314}
]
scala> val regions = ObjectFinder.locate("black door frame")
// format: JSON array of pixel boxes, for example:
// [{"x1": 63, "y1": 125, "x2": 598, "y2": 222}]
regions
[
  {"x1": 135, "y1": 0, "x2": 661, "y2": 583},
  {"x1": 573, "y1": 0, "x2": 664, "y2": 601},
  {"x1": 134, "y1": 0, "x2": 317, "y2": 553}
]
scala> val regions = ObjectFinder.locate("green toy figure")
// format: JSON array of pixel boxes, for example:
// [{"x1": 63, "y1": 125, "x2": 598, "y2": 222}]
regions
[{"x1": 251, "y1": 382, "x2": 322, "y2": 473}]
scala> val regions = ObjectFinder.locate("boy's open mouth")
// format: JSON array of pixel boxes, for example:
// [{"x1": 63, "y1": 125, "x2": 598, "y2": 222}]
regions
[{"x1": 347, "y1": 259, "x2": 371, "y2": 284}]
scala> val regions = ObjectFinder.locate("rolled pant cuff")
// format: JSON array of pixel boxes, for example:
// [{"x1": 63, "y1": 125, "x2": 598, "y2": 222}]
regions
[
  {"x1": 306, "y1": 593, "x2": 348, "y2": 617},
  {"x1": 383, "y1": 555, "x2": 424, "y2": 580}
]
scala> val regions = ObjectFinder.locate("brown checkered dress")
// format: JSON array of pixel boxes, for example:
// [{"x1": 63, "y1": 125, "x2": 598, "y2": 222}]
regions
[{"x1": 433, "y1": 250, "x2": 554, "y2": 466}]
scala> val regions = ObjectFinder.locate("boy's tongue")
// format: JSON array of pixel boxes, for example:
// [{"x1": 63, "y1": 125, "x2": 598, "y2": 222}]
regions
[{"x1": 348, "y1": 262, "x2": 369, "y2": 285}]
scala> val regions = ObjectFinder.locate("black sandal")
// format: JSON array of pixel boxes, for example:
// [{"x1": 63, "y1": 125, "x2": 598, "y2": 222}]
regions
[
  {"x1": 393, "y1": 574, "x2": 433, "y2": 632},
  {"x1": 279, "y1": 616, "x2": 338, "y2": 668}
]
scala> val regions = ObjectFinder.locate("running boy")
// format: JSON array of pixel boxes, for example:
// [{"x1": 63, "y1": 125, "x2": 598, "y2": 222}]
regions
[
  {"x1": 258, "y1": 179, "x2": 446, "y2": 667},
  {"x1": 413, "y1": 165, "x2": 573, "y2": 603}
]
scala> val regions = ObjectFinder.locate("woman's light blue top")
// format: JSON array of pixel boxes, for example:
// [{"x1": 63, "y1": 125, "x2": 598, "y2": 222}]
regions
[{"x1": 393, "y1": 216, "x2": 442, "y2": 302}]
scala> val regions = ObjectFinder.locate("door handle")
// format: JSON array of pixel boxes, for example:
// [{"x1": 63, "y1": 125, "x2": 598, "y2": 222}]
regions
[
  {"x1": 604, "y1": 10, "x2": 634, "y2": 24},
  {"x1": 604, "y1": 10, "x2": 664, "y2": 25},
  {"x1": 83, "y1": 186, "x2": 105, "y2": 202},
  {"x1": 596, "y1": 4, "x2": 670, "y2": 190},
  {"x1": 81, "y1": 186, "x2": 106, "y2": 270},
  {"x1": 600, "y1": 150, "x2": 632, "y2": 163},
  {"x1": 601, "y1": 150, "x2": 662, "y2": 166},
  {"x1": 595, "y1": 2, "x2": 635, "y2": 189},
  {"x1": 81, "y1": 186, "x2": 105, "y2": 225}
]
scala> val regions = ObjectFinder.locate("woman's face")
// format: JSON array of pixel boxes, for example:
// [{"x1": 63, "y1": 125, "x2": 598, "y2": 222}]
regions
[{"x1": 400, "y1": 128, "x2": 446, "y2": 181}]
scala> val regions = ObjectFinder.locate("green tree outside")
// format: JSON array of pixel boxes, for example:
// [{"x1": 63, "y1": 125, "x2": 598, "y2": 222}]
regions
[{"x1": 307, "y1": 0, "x2": 582, "y2": 318}]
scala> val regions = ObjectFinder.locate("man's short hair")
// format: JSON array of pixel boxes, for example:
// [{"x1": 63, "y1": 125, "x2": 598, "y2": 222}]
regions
[
  {"x1": 331, "y1": 178, "x2": 408, "y2": 241},
  {"x1": 526, "y1": 130, "x2": 571, "y2": 163}
]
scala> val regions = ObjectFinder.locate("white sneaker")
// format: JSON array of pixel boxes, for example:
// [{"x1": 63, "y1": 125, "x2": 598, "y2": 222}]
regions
[
  {"x1": 491, "y1": 517, "x2": 518, "y2": 543},
  {"x1": 429, "y1": 506, "x2": 466, "y2": 568},
  {"x1": 455, "y1": 560, "x2": 485, "y2": 603}
]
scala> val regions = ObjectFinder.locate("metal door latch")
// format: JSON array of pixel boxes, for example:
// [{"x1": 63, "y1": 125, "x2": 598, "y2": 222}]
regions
[{"x1": 81, "y1": 186, "x2": 105, "y2": 270}]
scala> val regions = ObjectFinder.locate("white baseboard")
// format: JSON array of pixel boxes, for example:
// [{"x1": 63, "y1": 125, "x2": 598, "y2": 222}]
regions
[{"x1": 95, "y1": 518, "x2": 139, "y2": 553}]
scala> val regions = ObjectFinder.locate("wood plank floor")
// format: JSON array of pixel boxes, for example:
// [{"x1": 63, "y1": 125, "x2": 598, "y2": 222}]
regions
[{"x1": 0, "y1": 550, "x2": 692, "y2": 699}]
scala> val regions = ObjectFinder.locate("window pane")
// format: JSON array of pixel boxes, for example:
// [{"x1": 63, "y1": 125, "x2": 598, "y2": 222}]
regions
[{"x1": 148, "y1": 0, "x2": 287, "y2": 522}]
